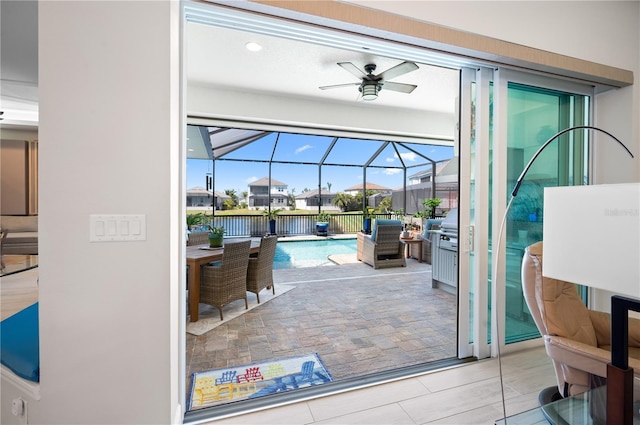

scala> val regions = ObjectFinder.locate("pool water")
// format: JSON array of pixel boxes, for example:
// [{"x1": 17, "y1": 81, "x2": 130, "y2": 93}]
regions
[{"x1": 273, "y1": 238, "x2": 357, "y2": 269}]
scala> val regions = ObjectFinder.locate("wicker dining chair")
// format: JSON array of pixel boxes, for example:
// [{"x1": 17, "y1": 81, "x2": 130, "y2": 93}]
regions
[
  {"x1": 200, "y1": 240, "x2": 251, "y2": 320},
  {"x1": 246, "y1": 236, "x2": 278, "y2": 303},
  {"x1": 187, "y1": 231, "x2": 209, "y2": 246}
]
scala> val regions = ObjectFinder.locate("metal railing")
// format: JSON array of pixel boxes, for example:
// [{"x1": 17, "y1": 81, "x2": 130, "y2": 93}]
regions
[{"x1": 204, "y1": 213, "x2": 397, "y2": 237}]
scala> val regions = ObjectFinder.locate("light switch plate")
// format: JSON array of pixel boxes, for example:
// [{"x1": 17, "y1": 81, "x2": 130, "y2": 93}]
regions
[{"x1": 90, "y1": 214, "x2": 146, "y2": 242}]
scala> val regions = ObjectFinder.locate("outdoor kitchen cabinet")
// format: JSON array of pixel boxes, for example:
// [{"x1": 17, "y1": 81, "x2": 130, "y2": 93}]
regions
[
  {"x1": 431, "y1": 208, "x2": 458, "y2": 294},
  {"x1": 432, "y1": 234, "x2": 457, "y2": 293}
]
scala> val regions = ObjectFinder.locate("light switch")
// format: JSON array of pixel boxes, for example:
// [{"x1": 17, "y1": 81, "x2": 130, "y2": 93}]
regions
[
  {"x1": 107, "y1": 220, "x2": 117, "y2": 236},
  {"x1": 90, "y1": 214, "x2": 146, "y2": 242},
  {"x1": 95, "y1": 220, "x2": 105, "y2": 236},
  {"x1": 120, "y1": 220, "x2": 129, "y2": 235}
]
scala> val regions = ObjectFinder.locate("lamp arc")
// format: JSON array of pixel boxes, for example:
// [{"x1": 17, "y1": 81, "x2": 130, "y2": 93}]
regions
[{"x1": 511, "y1": 125, "x2": 634, "y2": 197}]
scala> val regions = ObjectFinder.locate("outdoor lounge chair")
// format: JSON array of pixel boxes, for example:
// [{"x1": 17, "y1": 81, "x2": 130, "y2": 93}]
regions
[
  {"x1": 521, "y1": 241, "x2": 640, "y2": 399},
  {"x1": 357, "y1": 222, "x2": 406, "y2": 269},
  {"x1": 246, "y1": 235, "x2": 278, "y2": 303},
  {"x1": 200, "y1": 240, "x2": 251, "y2": 320}
]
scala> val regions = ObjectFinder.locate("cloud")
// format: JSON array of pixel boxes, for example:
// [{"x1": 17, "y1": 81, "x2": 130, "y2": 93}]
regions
[
  {"x1": 399, "y1": 152, "x2": 418, "y2": 162},
  {"x1": 245, "y1": 176, "x2": 258, "y2": 184},
  {"x1": 383, "y1": 168, "x2": 402, "y2": 176},
  {"x1": 388, "y1": 152, "x2": 418, "y2": 163},
  {"x1": 295, "y1": 144, "x2": 313, "y2": 154}
]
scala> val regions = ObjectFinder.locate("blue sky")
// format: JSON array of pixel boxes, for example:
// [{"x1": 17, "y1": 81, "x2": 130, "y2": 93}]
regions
[{"x1": 187, "y1": 132, "x2": 454, "y2": 195}]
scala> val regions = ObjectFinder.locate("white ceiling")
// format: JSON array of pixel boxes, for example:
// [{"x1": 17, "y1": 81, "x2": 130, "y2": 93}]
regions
[
  {"x1": 186, "y1": 21, "x2": 459, "y2": 114},
  {"x1": 0, "y1": 2, "x2": 459, "y2": 132}
]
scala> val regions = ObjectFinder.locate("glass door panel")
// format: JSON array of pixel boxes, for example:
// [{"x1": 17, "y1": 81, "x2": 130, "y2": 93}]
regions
[{"x1": 503, "y1": 81, "x2": 591, "y2": 344}]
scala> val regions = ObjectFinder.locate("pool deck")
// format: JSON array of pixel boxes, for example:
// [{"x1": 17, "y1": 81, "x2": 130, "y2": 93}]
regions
[{"x1": 185, "y1": 255, "x2": 457, "y2": 399}]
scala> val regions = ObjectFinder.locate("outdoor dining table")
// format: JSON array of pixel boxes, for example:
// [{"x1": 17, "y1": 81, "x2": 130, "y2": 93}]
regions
[{"x1": 186, "y1": 238, "x2": 261, "y2": 322}]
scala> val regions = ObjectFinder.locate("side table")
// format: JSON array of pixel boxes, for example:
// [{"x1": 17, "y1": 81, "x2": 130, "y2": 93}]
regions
[{"x1": 401, "y1": 238, "x2": 423, "y2": 263}]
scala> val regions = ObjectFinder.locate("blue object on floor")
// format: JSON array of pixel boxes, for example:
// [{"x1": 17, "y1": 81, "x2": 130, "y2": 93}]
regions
[{"x1": 0, "y1": 302, "x2": 39, "y2": 382}]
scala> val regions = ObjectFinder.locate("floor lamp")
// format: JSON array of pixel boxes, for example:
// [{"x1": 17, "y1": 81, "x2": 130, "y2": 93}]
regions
[{"x1": 495, "y1": 126, "x2": 635, "y2": 423}]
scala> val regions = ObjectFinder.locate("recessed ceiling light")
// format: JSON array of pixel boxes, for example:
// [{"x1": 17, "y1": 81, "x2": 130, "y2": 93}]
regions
[{"x1": 245, "y1": 42, "x2": 262, "y2": 52}]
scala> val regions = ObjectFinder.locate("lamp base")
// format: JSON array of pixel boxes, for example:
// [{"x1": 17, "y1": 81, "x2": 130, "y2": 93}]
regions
[{"x1": 607, "y1": 362, "x2": 634, "y2": 425}]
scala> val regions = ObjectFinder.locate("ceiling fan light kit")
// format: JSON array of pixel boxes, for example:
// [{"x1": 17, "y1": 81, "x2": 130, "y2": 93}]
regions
[{"x1": 360, "y1": 81, "x2": 380, "y2": 101}]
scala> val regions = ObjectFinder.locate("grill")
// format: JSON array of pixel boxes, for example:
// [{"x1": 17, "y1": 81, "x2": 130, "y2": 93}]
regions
[
  {"x1": 438, "y1": 208, "x2": 458, "y2": 251},
  {"x1": 432, "y1": 208, "x2": 458, "y2": 293}
]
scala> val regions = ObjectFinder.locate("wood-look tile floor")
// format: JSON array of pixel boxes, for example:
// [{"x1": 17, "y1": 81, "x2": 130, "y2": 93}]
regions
[{"x1": 202, "y1": 346, "x2": 555, "y2": 425}]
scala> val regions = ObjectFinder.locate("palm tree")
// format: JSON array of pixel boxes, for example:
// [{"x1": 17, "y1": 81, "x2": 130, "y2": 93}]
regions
[{"x1": 333, "y1": 193, "x2": 353, "y2": 212}]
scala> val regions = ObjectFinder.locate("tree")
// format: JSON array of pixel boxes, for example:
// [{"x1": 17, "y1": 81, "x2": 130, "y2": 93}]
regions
[
  {"x1": 326, "y1": 182, "x2": 332, "y2": 192},
  {"x1": 288, "y1": 188, "x2": 297, "y2": 210},
  {"x1": 333, "y1": 193, "x2": 354, "y2": 212},
  {"x1": 225, "y1": 189, "x2": 238, "y2": 209},
  {"x1": 378, "y1": 196, "x2": 393, "y2": 213}
]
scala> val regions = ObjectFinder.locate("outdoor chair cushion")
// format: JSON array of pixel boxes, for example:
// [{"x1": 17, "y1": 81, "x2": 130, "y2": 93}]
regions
[
  {"x1": 422, "y1": 219, "x2": 443, "y2": 238},
  {"x1": 370, "y1": 219, "x2": 401, "y2": 241}
]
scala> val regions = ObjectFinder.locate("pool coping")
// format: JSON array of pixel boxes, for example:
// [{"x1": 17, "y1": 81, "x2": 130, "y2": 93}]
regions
[{"x1": 275, "y1": 234, "x2": 357, "y2": 242}]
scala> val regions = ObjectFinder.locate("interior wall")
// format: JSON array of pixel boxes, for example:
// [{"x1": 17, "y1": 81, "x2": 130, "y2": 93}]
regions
[
  {"x1": 36, "y1": 1, "x2": 180, "y2": 423},
  {"x1": 187, "y1": 84, "x2": 456, "y2": 139},
  {"x1": 1, "y1": 140, "x2": 29, "y2": 215}
]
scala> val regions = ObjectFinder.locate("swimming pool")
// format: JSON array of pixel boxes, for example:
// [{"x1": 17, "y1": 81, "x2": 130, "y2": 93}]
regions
[{"x1": 273, "y1": 238, "x2": 357, "y2": 269}]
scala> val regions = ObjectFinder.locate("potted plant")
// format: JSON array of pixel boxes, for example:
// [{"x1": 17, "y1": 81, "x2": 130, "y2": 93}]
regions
[
  {"x1": 186, "y1": 212, "x2": 208, "y2": 231},
  {"x1": 315, "y1": 211, "x2": 331, "y2": 236},
  {"x1": 262, "y1": 208, "x2": 282, "y2": 235},
  {"x1": 423, "y1": 197, "x2": 442, "y2": 219},
  {"x1": 207, "y1": 225, "x2": 225, "y2": 248},
  {"x1": 362, "y1": 207, "x2": 375, "y2": 234}
]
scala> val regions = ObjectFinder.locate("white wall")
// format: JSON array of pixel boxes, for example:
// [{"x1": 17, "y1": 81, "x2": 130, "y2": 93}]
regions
[
  {"x1": 188, "y1": 85, "x2": 456, "y2": 139},
  {"x1": 34, "y1": 1, "x2": 181, "y2": 424},
  {"x1": 16, "y1": 1, "x2": 638, "y2": 424}
]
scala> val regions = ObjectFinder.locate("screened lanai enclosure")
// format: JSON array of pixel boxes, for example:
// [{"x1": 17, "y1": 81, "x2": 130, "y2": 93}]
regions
[{"x1": 186, "y1": 124, "x2": 458, "y2": 225}]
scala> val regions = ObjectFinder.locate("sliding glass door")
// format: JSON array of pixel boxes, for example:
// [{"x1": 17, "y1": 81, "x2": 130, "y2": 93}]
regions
[{"x1": 492, "y1": 70, "x2": 592, "y2": 349}]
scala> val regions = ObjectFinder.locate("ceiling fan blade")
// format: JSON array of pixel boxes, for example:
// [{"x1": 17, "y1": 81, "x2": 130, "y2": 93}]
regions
[
  {"x1": 382, "y1": 81, "x2": 417, "y2": 94},
  {"x1": 319, "y1": 82, "x2": 361, "y2": 90},
  {"x1": 377, "y1": 61, "x2": 418, "y2": 81},
  {"x1": 337, "y1": 62, "x2": 367, "y2": 79}
]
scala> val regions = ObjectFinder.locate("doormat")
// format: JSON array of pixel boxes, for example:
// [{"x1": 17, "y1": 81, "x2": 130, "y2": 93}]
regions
[{"x1": 187, "y1": 353, "x2": 333, "y2": 411}]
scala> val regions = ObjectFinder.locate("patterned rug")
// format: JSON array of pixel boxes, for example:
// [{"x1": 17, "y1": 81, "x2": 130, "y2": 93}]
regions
[{"x1": 187, "y1": 353, "x2": 333, "y2": 411}]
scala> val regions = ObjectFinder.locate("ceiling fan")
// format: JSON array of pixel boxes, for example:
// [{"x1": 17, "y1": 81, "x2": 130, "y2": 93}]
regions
[{"x1": 319, "y1": 61, "x2": 419, "y2": 101}]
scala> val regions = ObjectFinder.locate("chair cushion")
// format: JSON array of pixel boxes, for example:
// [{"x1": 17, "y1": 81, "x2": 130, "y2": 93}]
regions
[
  {"x1": 0, "y1": 303, "x2": 39, "y2": 382},
  {"x1": 422, "y1": 219, "x2": 443, "y2": 238},
  {"x1": 370, "y1": 219, "x2": 401, "y2": 241}
]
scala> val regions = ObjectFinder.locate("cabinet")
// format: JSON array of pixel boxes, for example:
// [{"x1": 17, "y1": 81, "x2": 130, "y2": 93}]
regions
[{"x1": 432, "y1": 232, "x2": 458, "y2": 294}]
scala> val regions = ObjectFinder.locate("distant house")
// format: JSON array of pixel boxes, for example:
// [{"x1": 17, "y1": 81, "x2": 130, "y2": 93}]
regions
[
  {"x1": 407, "y1": 161, "x2": 450, "y2": 185},
  {"x1": 186, "y1": 186, "x2": 230, "y2": 210},
  {"x1": 393, "y1": 159, "x2": 459, "y2": 215},
  {"x1": 247, "y1": 177, "x2": 289, "y2": 209},
  {"x1": 295, "y1": 189, "x2": 339, "y2": 211},
  {"x1": 342, "y1": 182, "x2": 392, "y2": 196}
]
